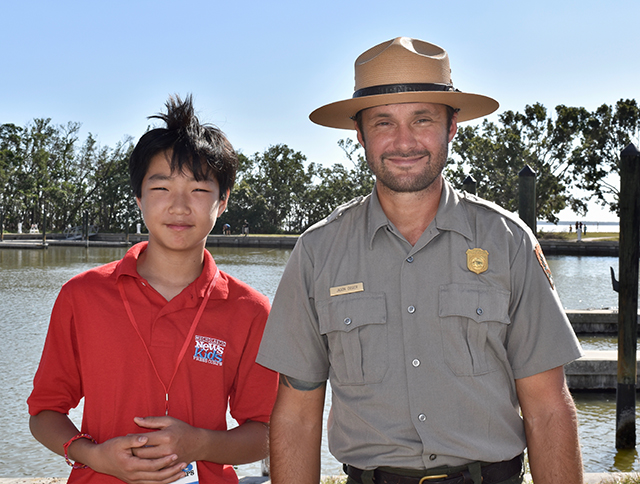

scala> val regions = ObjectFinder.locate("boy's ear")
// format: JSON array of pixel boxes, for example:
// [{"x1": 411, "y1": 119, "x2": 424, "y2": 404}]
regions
[
  {"x1": 217, "y1": 189, "x2": 230, "y2": 216},
  {"x1": 135, "y1": 197, "x2": 142, "y2": 210}
]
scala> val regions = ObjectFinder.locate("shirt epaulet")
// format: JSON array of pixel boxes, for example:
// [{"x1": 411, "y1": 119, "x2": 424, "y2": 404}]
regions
[
  {"x1": 459, "y1": 190, "x2": 530, "y2": 234},
  {"x1": 304, "y1": 195, "x2": 368, "y2": 234}
]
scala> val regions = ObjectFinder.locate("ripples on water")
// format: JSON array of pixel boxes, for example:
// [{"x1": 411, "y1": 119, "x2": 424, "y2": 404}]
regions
[
  {"x1": 0, "y1": 246, "x2": 638, "y2": 476},
  {"x1": 574, "y1": 393, "x2": 640, "y2": 472},
  {"x1": 546, "y1": 255, "x2": 622, "y2": 311}
]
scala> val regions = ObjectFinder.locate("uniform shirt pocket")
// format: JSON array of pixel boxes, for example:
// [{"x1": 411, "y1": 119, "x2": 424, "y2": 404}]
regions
[
  {"x1": 439, "y1": 283, "x2": 511, "y2": 376},
  {"x1": 317, "y1": 293, "x2": 387, "y2": 385}
]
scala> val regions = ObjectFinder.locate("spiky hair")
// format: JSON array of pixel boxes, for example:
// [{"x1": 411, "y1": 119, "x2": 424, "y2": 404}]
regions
[{"x1": 129, "y1": 94, "x2": 238, "y2": 199}]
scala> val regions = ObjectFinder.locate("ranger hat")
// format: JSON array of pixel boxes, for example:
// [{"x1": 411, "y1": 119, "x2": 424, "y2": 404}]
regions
[{"x1": 309, "y1": 37, "x2": 499, "y2": 129}]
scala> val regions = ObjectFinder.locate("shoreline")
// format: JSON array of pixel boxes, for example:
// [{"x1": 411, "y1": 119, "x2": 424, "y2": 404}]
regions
[{"x1": 0, "y1": 233, "x2": 621, "y2": 256}]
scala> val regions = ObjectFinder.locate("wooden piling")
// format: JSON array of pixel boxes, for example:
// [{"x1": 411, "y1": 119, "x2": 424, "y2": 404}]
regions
[
  {"x1": 462, "y1": 175, "x2": 476, "y2": 195},
  {"x1": 518, "y1": 165, "x2": 537, "y2": 234},
  {"x1": 616, "y1": 143, "x2": 640, "y2": 449}
]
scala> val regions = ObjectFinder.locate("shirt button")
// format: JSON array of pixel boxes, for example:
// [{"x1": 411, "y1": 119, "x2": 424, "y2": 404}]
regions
[
  {"x1": 408, "y1": 306, "x2": 416, "y2": 314},
  {"x1": 412, "y1": 359, "x2": 420, "y2": 367},
  {"x1": 406, "y1": 256, "x2": 414, "y2": 263},
  {"x1": 418, "y1": 413, "x2": 427, "y2": 422},
  {"x1": 476, "y1": 308, "x2": 483, "y2": 316},
  {"x1": 344, "y1": 318, "x2": 352, "y2": 325},
  {"x1": 429, "y1": 454, "x2": 437, "y2": 461}
]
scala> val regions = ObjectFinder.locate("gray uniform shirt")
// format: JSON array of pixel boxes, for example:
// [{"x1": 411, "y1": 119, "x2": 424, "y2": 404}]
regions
[{"x1": 257, "y1": 180, "x2": 583, "y2": 470}]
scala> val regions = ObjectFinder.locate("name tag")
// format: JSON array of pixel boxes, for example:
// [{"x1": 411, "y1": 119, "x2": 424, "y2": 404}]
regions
[
  {"x1": 330, "y1": 282, "x2": 364, "y2": 297},
  {"x1": 176, "y1": 462, "x2": 199, "y2": 484}
]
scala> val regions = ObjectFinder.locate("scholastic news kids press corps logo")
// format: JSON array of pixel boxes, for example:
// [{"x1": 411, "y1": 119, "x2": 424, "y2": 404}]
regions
[{"x1": 193, "y1": 335, "x2": 227, "y2": 366}]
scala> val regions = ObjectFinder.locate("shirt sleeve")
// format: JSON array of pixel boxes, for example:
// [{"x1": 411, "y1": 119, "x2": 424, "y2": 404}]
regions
[
  {"x1": 257, "y1": 237, "x2": 331, "y2": 383},
  {"x1": 27, "y1": 285, "x2": 84, "y2": 416},
  {"x1": 228, "y1": 296, "x2": 278, "y2": 425},
  {"x1": 505, "y1": 229, "x2": 584, "y2": 379}
]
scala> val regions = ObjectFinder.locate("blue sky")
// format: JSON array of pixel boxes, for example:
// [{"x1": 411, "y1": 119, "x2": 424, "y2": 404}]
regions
[{"x1": 2, "y1": 0, "x2": 638, "y2": 222}]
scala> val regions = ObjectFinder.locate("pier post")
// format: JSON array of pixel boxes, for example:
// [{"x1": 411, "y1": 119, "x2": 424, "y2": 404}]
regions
[
  {"x1": 125, "y1": 212, "x2": 130, "y2": 244},
  {"x1": 42, "y1": 205, "x2": 47, "y2": 245},
  {"x1": 518, "y1": 165, "x2": 536, "y2": 234},
  {"x1": 462, "y1": 175, "x2": 476, "y2": 195},
  {"x1": 82, "y1": 211, "x2": 88, "y2": 241},
  {"x1": 616, "y1": 143, "x2": 640, "y2": 449}
]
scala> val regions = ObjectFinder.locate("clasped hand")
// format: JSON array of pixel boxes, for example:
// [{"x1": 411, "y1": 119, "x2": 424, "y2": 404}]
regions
[
  {"x1": 87, "y1": 416, "x2": 200, "y2": 484},
  {"x1": 131, "y1": 416, "x2": 203, "y2": 464}
]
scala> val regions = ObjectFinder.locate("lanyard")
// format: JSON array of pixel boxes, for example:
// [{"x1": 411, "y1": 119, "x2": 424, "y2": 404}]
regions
[{"x1": 117, "y1": 269, "x2": 219, "y2": 415}]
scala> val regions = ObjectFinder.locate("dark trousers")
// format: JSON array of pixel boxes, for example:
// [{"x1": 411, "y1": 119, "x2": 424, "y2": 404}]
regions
[{"x1": 344, "y1": 455, "x2": 524, "y2": 484}]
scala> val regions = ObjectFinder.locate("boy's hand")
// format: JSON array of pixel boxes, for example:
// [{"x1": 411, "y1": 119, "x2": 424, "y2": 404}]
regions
[
  {"x1": 132, "y1": 416, "x2": 205, "y2": 465},
  {"x1": 83, "y1": 433, "x2": 187, "y2": 484}
]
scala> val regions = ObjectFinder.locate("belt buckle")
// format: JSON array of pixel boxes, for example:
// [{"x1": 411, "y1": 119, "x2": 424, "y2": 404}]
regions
[{"x1": 419, "y1": 475, "x2": 449, "y2": 483}]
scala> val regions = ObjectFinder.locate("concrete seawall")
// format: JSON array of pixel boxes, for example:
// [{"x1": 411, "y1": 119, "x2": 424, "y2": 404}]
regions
[
  {"x1": 565, "y1": 351, "x2": 629, "y2": 391},
  {"x1": 568, "y1": 309, "x2": 634, "y2": 334},
  {"x1": 0, "y1": 234, "x2": 621, "y2": 254},
  {"x1": 0, "y1": 233, "x2": 300, "y2": 249},
  {"x1": 560, "y1": 310, "x2": 640, "y2": 392}
]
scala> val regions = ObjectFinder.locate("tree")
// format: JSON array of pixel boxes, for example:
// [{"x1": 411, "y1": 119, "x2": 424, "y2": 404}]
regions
[
  {"x1": 222, "y1": 144, "x2": 311, "y2": 234},
  {"x1": 447, "y1": 103, "x2": 585, "y2": 223},
  {"x1": 296, "y1": 139, "x2": 374, "y2": 231},
  {"x1": 88, "y1": 138, "x2": 135, "y2": 232},
  {"x1": 0, "y1": 123, "x2": 25, "y2": 231},
  {"x1": 0, "y1": 119, "x2": 136, "y2": 233},
  {"x1": 565, "y1": 99, "x2": 640, "y2": 214}
]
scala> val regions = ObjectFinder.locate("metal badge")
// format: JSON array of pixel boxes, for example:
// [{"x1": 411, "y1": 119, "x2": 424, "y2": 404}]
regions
[{"x1": 466, "y1": 248, "x2": 489, "y2": 274}]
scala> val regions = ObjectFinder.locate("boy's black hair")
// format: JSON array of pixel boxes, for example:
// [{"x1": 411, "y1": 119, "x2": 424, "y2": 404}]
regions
[{"x1": 129, "y1": 94, "x2": 238, "y2": 200}]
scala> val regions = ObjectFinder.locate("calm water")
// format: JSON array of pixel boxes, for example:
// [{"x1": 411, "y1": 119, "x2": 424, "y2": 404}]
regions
[{"x1": 0, "y1": 246, "x2": 638, "y2": 476}]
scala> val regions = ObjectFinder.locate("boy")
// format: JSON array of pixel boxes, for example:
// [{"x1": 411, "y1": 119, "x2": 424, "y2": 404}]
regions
[{"x1": 28, "y1": 95, "x2": 278, "y2": 484}]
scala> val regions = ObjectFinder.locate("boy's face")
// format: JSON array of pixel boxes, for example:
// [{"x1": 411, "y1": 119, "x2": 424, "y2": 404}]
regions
[{"x1": 136, "y1": 151, "x2": 228, "y2": 254}]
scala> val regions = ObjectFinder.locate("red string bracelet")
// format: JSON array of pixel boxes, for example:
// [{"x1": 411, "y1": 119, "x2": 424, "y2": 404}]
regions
[{"x1": 63, "y1": 433, "x2": 97, "y2": 469}]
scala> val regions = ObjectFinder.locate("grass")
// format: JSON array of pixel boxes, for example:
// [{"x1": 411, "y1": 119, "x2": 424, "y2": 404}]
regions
[{"x1": 537, "y1": 231, "x2": 619, "y2": 241}]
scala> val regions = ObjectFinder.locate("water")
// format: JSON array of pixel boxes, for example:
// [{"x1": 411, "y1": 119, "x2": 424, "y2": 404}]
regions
[
  {"x1": 538, "y1": 220, "x2": 619, "y2": 233},
  {"x1": 0, "y1": 246, "x2": 638, "y2": 476}
]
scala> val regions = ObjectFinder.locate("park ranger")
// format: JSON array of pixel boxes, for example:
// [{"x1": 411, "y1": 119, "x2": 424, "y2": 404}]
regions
[{"x1": 257, "y1": 37, "x2": 584, "y2": 484}]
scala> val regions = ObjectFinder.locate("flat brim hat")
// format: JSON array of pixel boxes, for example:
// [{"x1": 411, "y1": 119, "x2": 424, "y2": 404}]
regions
[{"x1": 309, "y1": 37, "x2": 499, "y2": 129}]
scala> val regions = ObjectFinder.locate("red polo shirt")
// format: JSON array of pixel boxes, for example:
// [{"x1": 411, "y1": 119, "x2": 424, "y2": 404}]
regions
[{"x1": 28, "y1": 242, "x2": 277, "y2": 484}]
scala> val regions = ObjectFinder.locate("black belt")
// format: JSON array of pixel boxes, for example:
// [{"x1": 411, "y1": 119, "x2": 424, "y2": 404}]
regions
[{"x1": 344, "y1": 454, "x2": 522, "y2": 484}]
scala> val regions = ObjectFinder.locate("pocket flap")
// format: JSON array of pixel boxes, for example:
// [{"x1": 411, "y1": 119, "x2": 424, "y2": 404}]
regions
[
  {"x1": 317, "y1": 293, "x2": 387, "y2": 334},
  {"x1": 439, "y1": 283, "x2": 510, "y2": 324}
]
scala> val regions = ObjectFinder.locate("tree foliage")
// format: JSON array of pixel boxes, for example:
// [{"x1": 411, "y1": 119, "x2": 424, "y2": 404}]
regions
[
  {"x1": 218, "y1": 141, "x2": 374, "y2": 234},
  {"x1": 563, "y1": 99, "x2": 640, "y2": 213},
  {"x1": 446, "y1": 99, "x2": 639, "y2": 222},
  {"x1": 1, "y1": 99, "x2": 637, "y2": 235},
  {"x1": 0, "y1": 119, "x2": 136, "y2": 233}
]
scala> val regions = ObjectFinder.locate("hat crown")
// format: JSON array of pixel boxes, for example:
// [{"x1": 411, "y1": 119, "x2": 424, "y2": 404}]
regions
[{"x1": 354, "y1": 37, "x2": 452, "y2": 91}]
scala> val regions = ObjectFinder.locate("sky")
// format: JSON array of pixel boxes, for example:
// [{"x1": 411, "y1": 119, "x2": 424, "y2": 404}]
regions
[{"x1": 2, "y1": 0, "x2": 638, "y2": 222}]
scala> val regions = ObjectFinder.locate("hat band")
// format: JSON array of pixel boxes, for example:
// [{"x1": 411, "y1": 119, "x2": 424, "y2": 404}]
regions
[{"x1": 353, "y1": 82, "x2": 459, "y2": 99}]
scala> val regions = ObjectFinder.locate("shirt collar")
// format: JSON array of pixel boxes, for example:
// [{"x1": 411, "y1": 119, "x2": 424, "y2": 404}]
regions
[
  {"x1": 115, "y1": 241, "x2": 225, "y2": 300},
  {"x1": 367, "y1": 186, "x2": 391, "y2": 249},
  {"x1": 433, "y1": 179, "x2": 474, "y2": 240},
  {"x1": 367, "y1": 179, "x2": 474, "y2": 249}
]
